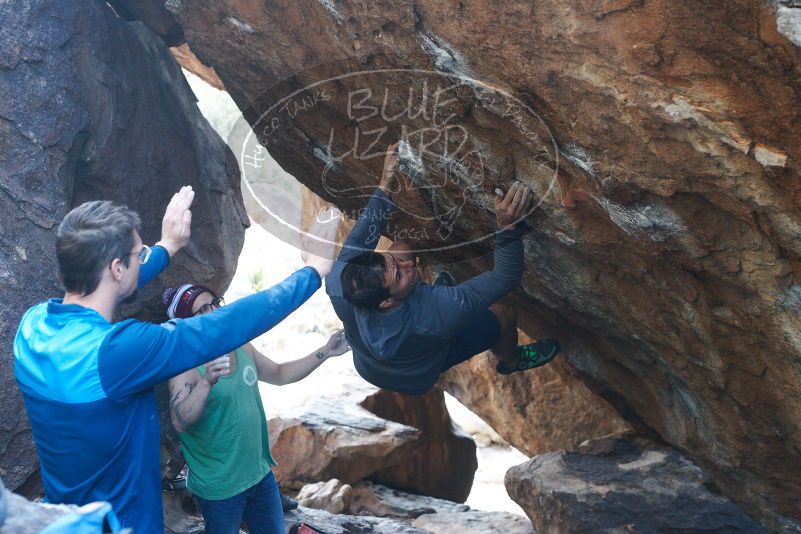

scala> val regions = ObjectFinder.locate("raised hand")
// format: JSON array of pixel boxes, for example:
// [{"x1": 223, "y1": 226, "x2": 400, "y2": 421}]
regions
[
  {"x1": 203, "y1": 355, "x2": 231, "y2": 386},
  {"x1": 301, "y1": 207, "x2": 341, "y2": 278},
  {"x1": 379, "y1": 142, "x2": 400, "y2": 194},
  {"x1": 157, "y1": 186, "x2": 195, "y2": 256},
  {"x1": 321, "y1": 329, "x2": 350, "y2": 358},
  {"x1": 494, "y1": 181, "x2": 532, "y2": 231}
]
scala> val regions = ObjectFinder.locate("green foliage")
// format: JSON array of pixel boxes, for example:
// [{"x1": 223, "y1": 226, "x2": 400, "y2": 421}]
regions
[{"x1": 248, "y1": 268, "x2": 266, "y2": 293}]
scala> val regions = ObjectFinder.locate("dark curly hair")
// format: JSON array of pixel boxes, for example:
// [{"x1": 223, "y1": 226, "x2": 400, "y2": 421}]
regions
[{"x1": 341, "y1": 252, "x2": 391, "y2": 309}]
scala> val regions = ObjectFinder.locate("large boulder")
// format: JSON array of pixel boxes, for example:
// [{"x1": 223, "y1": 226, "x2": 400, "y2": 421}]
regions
[
  {"x1": 268, "y1": 399, "x2": 421, "y2": 487},
  {"x1": 361, "y1": 387, "x2": 477, "y2": 502},
  {"x1": 0, "y1": 489, "x2": 76, "y2": 534},
  {"x1": 441, "y1": 332, "x2": 631, "y2": 457},
  {"x1": 284, "y1": 507, "x2": 428, "y2": 534},
  {"x1": 296, "y1": 479, "x2": 535, "y2": 534},
  {"x1": 296, "y1": 479, "x2": 469, "y2": 518},
  {"x1": 157, "y1": 2, "x2": 801, "y2": 528},
  {"x1": 269, "y1": 378, "x2": 477, "y2": 501},
  {"x1": 412, "y1": 511, "x2": 536, "y2": 534},
  {"x1": 505, "y1": 434, "x2": 767, "y2": 534},
  {"x1": 0, "y1": 0, "x2": 247, "y2": 495}
]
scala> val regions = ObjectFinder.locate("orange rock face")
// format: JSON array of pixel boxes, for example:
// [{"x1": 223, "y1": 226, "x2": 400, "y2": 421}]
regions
[
  {"x1": 440, "y1": 333, "x2": 631, "y2": 457},
  {"x1": 160, "y1": 1, "x2": 801, "y2": 528},
  {"x1": 361, "y1": 387, "x2": 477, "y2": 503},
  {"x1": 171, "y1": 44, "x2": 225, "y2": 90},
  {"x1": 267, "y1": 383, "x2": 477, "y2": 502}
]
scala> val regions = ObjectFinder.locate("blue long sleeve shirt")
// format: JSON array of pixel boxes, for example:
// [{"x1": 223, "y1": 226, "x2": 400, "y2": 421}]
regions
[
  {"x1": 14, "y1": 245, "x2": 321, "y2": 533},
  {"x1": 327, "y1": 189, "x2": 526, "y2": 394}
]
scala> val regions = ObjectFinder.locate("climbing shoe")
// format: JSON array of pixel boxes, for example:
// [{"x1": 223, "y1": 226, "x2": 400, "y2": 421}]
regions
[
  {"x1": 496, "y1": 339, "x2": 561, "y2": 375},
  {"x1": 433, "y1": 270, "x2": 457, "y2": 287}
]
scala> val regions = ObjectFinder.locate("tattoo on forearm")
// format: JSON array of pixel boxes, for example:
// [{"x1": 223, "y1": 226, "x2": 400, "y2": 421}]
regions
[
  {"x1": 174, "y1": 405, "x2": 191, "y2": 430},
  {"x1": 169, "y1": 391, "x2": 183, "y2": 407},
  {"x1": 315, "y1": 351, "x2": 326, "y2": 361},
  {"x1": 170, "y1": 382, "x2": 196, "y2": 430}
]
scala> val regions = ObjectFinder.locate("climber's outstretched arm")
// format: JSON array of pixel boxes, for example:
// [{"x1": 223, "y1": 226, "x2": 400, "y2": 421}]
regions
[
  {"x1": 428, "y1": 182, "x2": 532, "y2": 336},
  {"x1": 337, "y1": 143, "x2": 400, "y2": 263}
]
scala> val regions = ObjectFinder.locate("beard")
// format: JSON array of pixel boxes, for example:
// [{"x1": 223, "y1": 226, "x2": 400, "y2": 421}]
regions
[{"x1": 120, "y1": 288, "x2": 139, "y2": 306}]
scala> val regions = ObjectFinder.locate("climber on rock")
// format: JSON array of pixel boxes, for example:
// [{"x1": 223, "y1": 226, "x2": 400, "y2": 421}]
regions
[
  {"x1": 327, "y1": 143, "x2": 561, "y2": 395},
  {"x1": 13, "y1": 186, "x2": 340, "y2": 533}
]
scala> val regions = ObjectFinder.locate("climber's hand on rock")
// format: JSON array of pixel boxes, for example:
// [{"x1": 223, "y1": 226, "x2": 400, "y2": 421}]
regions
[
  {"x1": 379, "y1": 142, "x2": 400, "y2": 194},
  {"x1": 302, "y1": 207, "x2": 341, "y2": 278},
  {"x1": 495, "y1": 181, "x2": 532, "y2": 231},
  {"x1": 156, "y1": 185, "x2": 194, "y2": 257}
]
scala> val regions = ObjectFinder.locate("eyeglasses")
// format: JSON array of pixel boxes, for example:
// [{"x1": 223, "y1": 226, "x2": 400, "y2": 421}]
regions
[
  {"x1": 192, "y1": 296, "x2": 225, "y2": 316},
  {"x1": 123, "y1": 244, "x2": 152, "y2": 265}
]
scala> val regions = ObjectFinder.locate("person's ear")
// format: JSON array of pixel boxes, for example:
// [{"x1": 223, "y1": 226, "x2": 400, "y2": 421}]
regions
[
  {"x1": 109, "y1": 258, "x2": 125, "y2": 282},
  {"x1": 378, "y1": 297, "x2": 395, "y2": 310}
]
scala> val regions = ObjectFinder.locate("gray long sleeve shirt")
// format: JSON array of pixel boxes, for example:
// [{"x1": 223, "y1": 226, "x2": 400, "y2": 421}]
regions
[{"x1": 327, "y1": 188, "x2": 525, "y2": 394}]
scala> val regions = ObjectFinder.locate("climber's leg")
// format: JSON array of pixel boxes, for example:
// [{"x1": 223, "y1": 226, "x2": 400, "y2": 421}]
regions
[
  {"x1": 484, "y1": 303, "x2": 562, "y2": 375},
  {"x1": 487, "y1": 303, "x2": 520, "y2": 368},
  {"x1": 496, "y1": 339, "x2": 561, "y2": 375},
  {"x1": 440, "y1": 304, "x2": 517, "y2": 373}
]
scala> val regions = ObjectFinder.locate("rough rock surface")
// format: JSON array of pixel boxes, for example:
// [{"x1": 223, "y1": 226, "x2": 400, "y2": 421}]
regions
[
  {"x1": 163, "y1": 491, "x2": 204, "y2": 534},
  {"x1": 361, "y1": 387, "x2": 477, "y2": 502},
  {"x1": 284, "y1": 506, "x2": 428, "y2": 534},
  {"x1": 0, "y1": 489, "x2": 76, "y2": 534},
  {"x1": 297, "y1": 479, "x2": 470, "y2": 518},
  {"x1": 441, "y1": 332, "x2": 631, "y2": 457},
  {"x1": 268, "y1": 399, "x2": 420, "y2": 488},
  {"x1": 0, "y1": 0, "x2": 247, "y2": 495},
  {"x1": 106, "y1": 0, "x2": 184, "y2": 46},
  {"x1": 298, "y1": 479, "x2": 356, "y2": 515},
  {"x1": 171, "y1": 44, "x2": 226, "y2": 91},
  {"x1": 296, "y1": 479, "x2": 534, "y2": 533},
  {"x1": 412, "y1": 511, "x2": 536, "y2": 534},
  {"x1": 160, "y1": 2, "x2": 801, "y2": 528},
  {"x1": 506, "y1": 434, "x2": 766, "y2": 534},
  {"x1": 269, "y1": 383, "x2": 477, "y2": 501}
]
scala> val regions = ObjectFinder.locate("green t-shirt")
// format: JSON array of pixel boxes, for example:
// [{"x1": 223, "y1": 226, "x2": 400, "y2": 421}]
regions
[{"x1": 180, "y1": 347, "x2": 277, "y2": 500}]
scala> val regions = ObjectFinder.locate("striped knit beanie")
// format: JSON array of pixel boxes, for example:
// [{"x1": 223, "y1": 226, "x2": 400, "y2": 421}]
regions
[{"x1": 161, "y1": 284, "x2": 215, "y2": 319}]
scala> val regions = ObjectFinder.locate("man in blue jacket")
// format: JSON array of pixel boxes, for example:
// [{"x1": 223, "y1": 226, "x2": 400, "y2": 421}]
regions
[
  {"x1": 327, "y1": 144, "x2": 560, "y2": 395},
  {"x1": 14, "y1": 186, "x2": 339, "y2": 533}
]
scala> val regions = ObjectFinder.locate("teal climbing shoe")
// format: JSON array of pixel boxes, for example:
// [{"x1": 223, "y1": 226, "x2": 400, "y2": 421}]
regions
[{"x1": 496, "y1": 339, "x2": 561, "y2": 375}]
